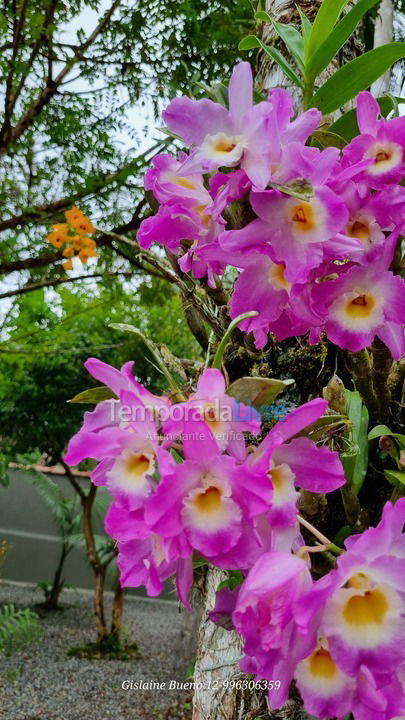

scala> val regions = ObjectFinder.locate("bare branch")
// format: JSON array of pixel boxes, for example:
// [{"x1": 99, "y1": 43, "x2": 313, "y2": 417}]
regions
[{"x1": 0, "y1": 0, "x2": 122, "y2": 155}]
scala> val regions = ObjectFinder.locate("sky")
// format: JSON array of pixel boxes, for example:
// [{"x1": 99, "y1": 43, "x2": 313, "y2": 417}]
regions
[{"x1": 64, "y1": 0, "x2": 156, "y2": 154}]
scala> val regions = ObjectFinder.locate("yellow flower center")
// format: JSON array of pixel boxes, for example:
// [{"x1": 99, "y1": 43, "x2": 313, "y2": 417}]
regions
[
  {"x1": 269, "y1": 466, "x2": 285, "y2": 490},
  {"x1": 172, "y1": 175, "x2": 197, "y2": 190},
  {"x1": 290, "y1": 202, "x2": 316, "y2": 232},
  {"x1": 194, "y1": 205, "x2": 211, "y2": 227},
  {"x1": 347, "y1": 220, "x2": 370, "y2": 243},
  {"x1": 202, "y1": 404, "x2": 221, "y2": 431},
  {"x1": 343, "y1": 589, "x2": 389, "y2": 626},
  {"x1": 125, "y1": 453, "x2": 151, "y2": 477},
  {"x1": 375, "y1": 149, "x2": 391, "y2": 164},
  {"x1": 308, "y1": 648, "x2": 337, "y2": 678},
  {"x1": 214, "y1": 138, "x2": 236, "y2": 153},
  {"x1": 269, "y1": 262, "x2": 291, "y2": 291},
  {"x1": 365, "y1": 141, "x2": 403, "y2": 175},
  {"x1": 194, "y1": 486, "x2": 222, "y2": 514},
  {"x1": 345, "y1": 293, "x2": 376, "y2": 318}
]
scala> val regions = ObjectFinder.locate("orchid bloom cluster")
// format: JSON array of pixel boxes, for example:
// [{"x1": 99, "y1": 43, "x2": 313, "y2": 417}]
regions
[
  {"x1": 65, "y1": 359, "x2": 345, "y2": 605},
  {"x1": 138, "y1": 62, "x2": 405, "y2": 359},
  {"x1": 47, "y1": 206, "x2": 97, "y2": 271},
  {"x1": 215, "y1": 498, "x2": 405, "y2": 720},
  {"x1": 65, "y1": 358, "x2": 405, "y2": 718}
]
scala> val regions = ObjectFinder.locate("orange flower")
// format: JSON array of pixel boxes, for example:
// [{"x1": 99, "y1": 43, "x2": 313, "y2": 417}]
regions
[
  {"x1": 46, "y1": 208, "x2": 97, "y2": 272},
  {"x1": 47, "y1": 223, "x2": 70, "y2": 248},
  {"x1": 78, "y1": 248, "x2": 96, "y2": 264},
  {"x1": 81, "y1": 237, "x2": 96, "y2": 250},
  {"x1": 64, "y1": 206, "x2": 95, "y2": 235},
  {"x1": 72, "y1": 235, "x2": 85, "y2": 250},
  {"x1": 47, "y1": 232, "x2": 65, "y2": 248},
  {"x1": 52, "y1": 223, "x2": 69, "y2": 234}
]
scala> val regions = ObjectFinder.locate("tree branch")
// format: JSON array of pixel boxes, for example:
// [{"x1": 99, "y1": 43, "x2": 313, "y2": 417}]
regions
[
  {"x1": 0, "y1": 270, "x2": 134, "y2": 300},
  {"x1": 59, "y1": 457, "x2": 86, "y2": 502},
  {"x1": 2, "y1": 0, "x2": 59, "y2": 130},
  {"x1": 0, "y1": 0, "x2": 122, "y2": 155}
]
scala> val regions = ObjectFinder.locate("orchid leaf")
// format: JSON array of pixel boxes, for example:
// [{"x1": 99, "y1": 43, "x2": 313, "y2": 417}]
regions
[
  {"x1": 384, "y1": 469, "x2": 405, "y2": 486},
  {"x1": 306, "y1": 0, "x2": 379, "y2": 79},
  {"x1": 109, "y1": 323, "x2": 180, "y2": 393},
  {"x1": 226, "y1": 377, "x2": 294, "y2": 410},
  {"x1": 212, "y1": 312, "x2": 258, "y2": 370},
  {"x1": 307, "y1": 0, "x2": 349, "y2": 58},
  {"x1": 345, "y1": 390, "x2": 369, "y2": 493},
  {"x1": 329, "y1": 95, "x2": 405, "y2": 141},
  {"x1": 310, "y1": 44, "x2": 405, "y2": 114},
  {"x1": 311, "y1": 129, "x2": 347, "y2": 149},
  {"x1": 296, "y1": 7, "x2": 312, "y2": 55},
  {"x1": 368, "y1": 425, "x2": 405, "y2": 448},
  {"x1": 269, "y1": 20, "x2": 305, "y2": 72},
  {"x1": 69, "y1": 386, "x2": 116, "y2": 404},
  {"x1": 239, "y1": 35, "x2": 304, "y2": 89}
]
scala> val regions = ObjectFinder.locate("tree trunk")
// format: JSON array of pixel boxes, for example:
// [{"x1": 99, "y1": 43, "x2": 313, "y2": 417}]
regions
[
  {"x1": 371, "y1": 0, "x2": 394, "y2": 95},
  {"x1": 175, "y1": 584, "x2": 203, "y2": 668},
  {"x1": 110, "y1": 579, "x2": 124, "y2": 640},
  {"x1": 93, "y1": 566, "x2": 107, "y2": 643},
  {"x1": 192, "y1": 568, "x2": 247, "y2": 720},
  {"x1": 44, "y1": 542, "x2": 70, "y2": 610}
]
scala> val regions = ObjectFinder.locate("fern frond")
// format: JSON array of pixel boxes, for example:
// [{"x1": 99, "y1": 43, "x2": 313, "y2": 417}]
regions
[{"x1": 0, "y1": 605, "x2": 42, "y2": 656}]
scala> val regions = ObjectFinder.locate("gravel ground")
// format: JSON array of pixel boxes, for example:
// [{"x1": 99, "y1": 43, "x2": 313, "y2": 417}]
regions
[{"x1": 0, "y1": 582, "x2": 193, "y2": 720}]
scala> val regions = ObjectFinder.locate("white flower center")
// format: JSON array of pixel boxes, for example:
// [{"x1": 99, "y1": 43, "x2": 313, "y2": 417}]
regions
[
  {"x1": 365, "y1": 141, "x2": 403, "y2": 176},
  {"x1": 200, "y1": 132, "x2": 247, "y2": 165}
]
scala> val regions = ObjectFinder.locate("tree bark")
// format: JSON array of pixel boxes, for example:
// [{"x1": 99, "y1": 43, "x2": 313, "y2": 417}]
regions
[
  {"x1": 192, "y1": 568, "x2": 245, "y2": 720},
  {"x1": 371, "y1": 0, "x2": 394, "y2": 95},
  {"x1": 110, "y1": 580, "x2": 124, "y2": 639},
  {"x1": 94, "y1": 566, "x2": 108, "y2": 643},
  {"x1": 44, "y1": 542, "x2": 70, "y2": 610}
]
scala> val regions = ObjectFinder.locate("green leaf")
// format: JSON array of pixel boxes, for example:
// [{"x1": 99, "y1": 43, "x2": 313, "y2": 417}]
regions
[
  {"x1": 270, "y1": 21, "x2": 305, "y2": 72},
  {"x1": 311, "y1": 129, "x2": 347, "y2": 149},
  {"x1": 212, "y1": 312, "x2": 259, "y2": 370},
  {"x1": 69, "y1": 386, "x2": 116, "y2": 404},
  {"x1": 239, "y1": 35, "x2": 304, "y2": 88},
  {"x1": 329, "y1": 95, "x2": 405, "y2": 141},
  {"x1": 254, "y1": 10, "x2": 271, "y2": 22},
  {"x1": 340, "y1": 442, "x2": 360, "y2": 487},
  {"x1": 344, "y1": 390, "x2": 369, "y2": 493},
  {"x1": 333, "y1": 524, "x2": 353, "y2": 546},
  {"x1": 170, "y1": 448, "x2": 184, "y2": 464},
  {"x1": 306, "y1": 0, "x2": 380, "y2": 79},
  {"x1": 297, "y1": 6, "x2": 312, "y2": 54},
  {"x1": 384, "y1": 469, "x2": 405, "y2": 486},
  {"x1": 368, "y1": 425, "x2": 405, "y2": 448},
  {"x1": 238, "y1": 35, "x2": 261, "y2": 50},
  {"x1": 307, "y1": 0, "x2": 349, "y2": 58},
  {"x1": 226, "y1": 377, "x2": 294, "y2": 410},
  {"x1": 310, "y1": 43, "x2": 405, "y2": 114},
  {"x1": 295, "y1": 414, "x2": 349, "y2": 442},
  {"x1": 0, "y1": 605, "x2": 42, "y2": 656},
  {"x1": 269, "y1": 178, "x2": 314, "y2": 201},
  {"x1": 217, "y1": 570, "x2": 244, "y2": 592}
]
